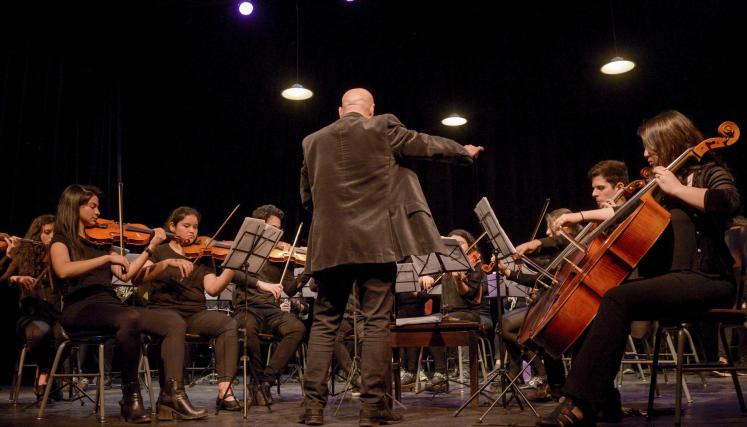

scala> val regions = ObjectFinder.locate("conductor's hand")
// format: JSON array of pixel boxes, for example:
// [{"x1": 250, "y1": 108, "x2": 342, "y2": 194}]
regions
[
  {"x1": 464, "y1": 145, "x2": 485, "y2": 159},
  {"x1": 419, "y1": 275, "x2": 435, "y2": 291},
  {"x1": 258, "y1": 280, "x2": 283, "y2": 300}
]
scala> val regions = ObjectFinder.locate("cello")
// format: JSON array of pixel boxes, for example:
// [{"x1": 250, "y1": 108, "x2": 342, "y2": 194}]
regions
[{"x1": 517, "y1": 121, "x2": 740, "y2": 357}]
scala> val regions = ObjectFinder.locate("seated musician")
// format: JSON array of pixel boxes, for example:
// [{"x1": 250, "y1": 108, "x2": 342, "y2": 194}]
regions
[
  {"x1": 539, "y1": 110, "x2": 741, "y2": 426},
  {"x1": 231, "y1": 204, "x2": 306, "y2": 405},
  {"x1": 2, "y1": 215, "x2": 64, "y2": 400},
  {"x1": 515, "y1": 160, "x2": 629, "y2": 258},
  {"x1": 397, "y1": 276, "x2": 437, "y2": 389},
  {"x1": 135, "y1": 206, "x2": 240, "y2": 412},
  {"x1": 497, "y1": 208, "x2": 582, "y2": 399},
  {"x1": 420, "y1": 229, "x2": 485, "y2": 393}
]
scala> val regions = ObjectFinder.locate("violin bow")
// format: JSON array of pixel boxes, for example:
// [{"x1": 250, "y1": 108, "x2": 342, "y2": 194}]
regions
[
  {"x1": 529, "y1": 198, "x2": 551, "y2": 242},
  {"x1": 190, "y1": 203, "x2": 241, "y2": 265},
  {"x1": 278, "y1": 222, "x2": 304, "y2": 296}
]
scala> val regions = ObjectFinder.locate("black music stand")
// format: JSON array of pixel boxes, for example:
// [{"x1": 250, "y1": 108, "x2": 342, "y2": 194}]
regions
[
  {"x1": 455, "y1": 197, "x2": 540, "y2": 420},
  {"x1": 220, "y1": 217, "x2": 282, "y2": 418}
]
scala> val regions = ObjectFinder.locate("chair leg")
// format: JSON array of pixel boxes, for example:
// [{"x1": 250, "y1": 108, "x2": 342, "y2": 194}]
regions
[
  {"x1": 415, "y1": 347, "x2": 424, "y2": 393},
  {"x1": 666, "y1": 331, "x2": 692, "y2": 403},
  {"x1": 720, "y1": 326, "x2": 747, "y2": 414},
  {"x1": 140, "y1": 345, "x2": 156, "y2": 416},
  {"x1": 682, "y1": 327, "x2": 707, "y2": 387},
  {"x1": 647, "y1": 327, "x2": 663, "y2": 418},
  {"x1": 11, "y1": 345, "x2": 29, "y2": 404},
  {"x1": 37, "y1": 340, "x2": 68, "y2": 420},
  {"x1": 675, "y1": 327, "x2": 686, "y2": 426},
  {"x1": 98, "y1": 342, "x2": 106, "y2": 422}
]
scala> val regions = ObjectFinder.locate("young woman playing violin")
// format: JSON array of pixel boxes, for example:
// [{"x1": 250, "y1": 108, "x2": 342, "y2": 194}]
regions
[
  {"x1": 1, "y1": 215, "x2": 63, "y2": 398},
  {"x1": 419, "y1": 228, "x2": 486, "y2": 393},
  {"x1": 133, "y1": 206, "x2": 239, "y2": 412},
  {"x1": 49, "y1": 184, "x2": 199, "y2": 423},
  {"x1": 539, "y1": 110, "x2": 741, "y2": 427}
]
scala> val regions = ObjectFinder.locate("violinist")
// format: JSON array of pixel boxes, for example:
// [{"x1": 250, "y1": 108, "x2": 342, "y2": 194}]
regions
[
  {"x1": 539, "y1": 110, "x2": 741, "y2": 427},
  {"x1": 1, "y1": 215, "x2": 62, "y2": 399},
  {"x1": 49, "y1": 184, "x2": 193, "y2": 423},
  {"x1": 230, "y1": 204, "x2": 306, "y2": 405},
  {"x1": 420, "y1": 229, "x2": 485, "y2": 393},
  {"x1": 134, "y1": 206, "x2": 239, "y2": 413}
]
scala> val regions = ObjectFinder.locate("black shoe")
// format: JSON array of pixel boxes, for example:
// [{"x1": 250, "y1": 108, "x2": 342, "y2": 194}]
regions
[
  {"x1": 537, "y1": 398, "x2": 595, "y2": 427},
  {"x1": 216, "y1": 394, "x2": 242, "y2": 411},
  {"x1": 119, "y1": 382, "x2": 151, "y2": 424},
  {"x1": 298, "y1": 408, "x2": 324, "y2": 425},
  {"x1": 157, "y1": 378, "x2": 208, "y2": 420},
  {"x1": 359, "y1": 406, "x2": 403, "y2": 426}
]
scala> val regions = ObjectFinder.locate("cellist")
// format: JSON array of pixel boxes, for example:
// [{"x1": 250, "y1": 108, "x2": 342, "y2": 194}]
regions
[{"x1": 538, "y1": 110, "x2": 741, "y2": 427}]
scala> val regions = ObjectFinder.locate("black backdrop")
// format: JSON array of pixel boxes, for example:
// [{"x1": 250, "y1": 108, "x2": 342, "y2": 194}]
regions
[{"x1": 1, "y1": 0, "x2": 746, "y2": 381}]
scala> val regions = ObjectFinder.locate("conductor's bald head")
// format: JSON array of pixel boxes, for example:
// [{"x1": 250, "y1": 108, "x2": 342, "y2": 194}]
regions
[{"x1": 339, "y1": 88, "x2": 375, "y2": 118}]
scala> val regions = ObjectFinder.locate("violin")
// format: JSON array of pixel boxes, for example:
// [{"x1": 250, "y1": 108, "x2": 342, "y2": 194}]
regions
[
  {"x1": 269, "y1": 241, "x2": 307, "y2": 265},
  {"x1": 1, "y1": 232, "x2": 43, "y2": 252},
  {"x1": 84, "y1": 219, "x2": 175, "y2": 246},
  {"x1": 182, "y1": 236, "x2": 233, "y2": 260}
]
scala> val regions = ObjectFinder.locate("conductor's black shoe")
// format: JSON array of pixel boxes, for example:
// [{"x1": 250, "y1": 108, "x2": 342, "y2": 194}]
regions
[
  {"x1": 359, "y1": 406, "x2": 403, "y2": 426},
  {"x1": 297, "y1": 408, "x2": 324, "y2": 425}
]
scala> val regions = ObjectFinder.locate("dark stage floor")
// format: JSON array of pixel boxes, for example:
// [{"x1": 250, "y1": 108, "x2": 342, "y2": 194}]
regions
[{"x1": 2, "y1": 372, "x2": 746, "y2": 426}]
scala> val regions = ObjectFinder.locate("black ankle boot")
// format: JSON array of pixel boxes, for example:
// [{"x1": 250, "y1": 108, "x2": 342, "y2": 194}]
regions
[
  {"x1": 120, "y1": 382, "x2": 150, "y2": 424},
  {"x1": 157, "y1": 378, "x2": 208, "y2": 420}
]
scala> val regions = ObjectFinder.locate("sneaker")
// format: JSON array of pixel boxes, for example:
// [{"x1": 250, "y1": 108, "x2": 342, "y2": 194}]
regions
[
  {"x1": 523, "y1": 383, "x2": 552, "y2": 402},
  {"x1": 400, "y1": 371, "x2": 415, "y2": 387},
  {"x1": 520, "y1": 375, "x2": 547, "y2": 390},
  {"x1": 425, "y1": 372, "x2": 449, "y2": 393}
]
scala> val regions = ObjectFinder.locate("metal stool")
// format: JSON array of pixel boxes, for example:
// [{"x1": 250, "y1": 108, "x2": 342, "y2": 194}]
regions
[
  {"x1": 9, "y1": 343, "x2": 40, "y2": 404},
  {"x1": 36, "y1": 332, "x2": 111, "y2": 421}
]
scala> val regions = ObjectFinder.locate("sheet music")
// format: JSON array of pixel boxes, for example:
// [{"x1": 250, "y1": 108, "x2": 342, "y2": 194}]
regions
[{"x1": 221, "y1": 217, "x2": 282, "y2": 272}]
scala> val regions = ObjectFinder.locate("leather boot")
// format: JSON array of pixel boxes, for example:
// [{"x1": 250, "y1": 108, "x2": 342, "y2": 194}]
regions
[
  {"x1": 120, "y1": 382, "x2": 150, "y2": 424},
  {"x1": 157, "y1": 378, "x2": 208, "y2": 420}
]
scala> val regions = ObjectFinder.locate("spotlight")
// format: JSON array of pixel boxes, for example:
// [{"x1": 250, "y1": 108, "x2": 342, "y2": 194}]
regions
[
  {"x1": 600, "y1": 56, "x2": 635, "y2": 75},
  {"x1": 239, "y1": 1, "x2": 254, "y2": 16},
  {"x1": 441, "y1": 113, "x2": 467, "y2": 127}
]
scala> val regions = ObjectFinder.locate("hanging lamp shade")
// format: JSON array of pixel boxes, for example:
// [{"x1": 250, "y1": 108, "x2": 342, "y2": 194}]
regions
[
  {"x1": 600, "y1": 56, "x2": 635, "y2": 75},
  {"x1": 441, "y1": 113, "x2": 467, "y2": 127},
  {"x1": 281, "y1": 83, "x2": 313, "y2": 100}
]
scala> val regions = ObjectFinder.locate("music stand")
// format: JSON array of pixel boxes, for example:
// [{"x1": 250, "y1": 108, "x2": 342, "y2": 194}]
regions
[
  {"x1": 411, "y1": 237, "x2": 472, "y2": 276},
  {"x1": 455, "y1": 197, "x2": 540, "y2": 419},
  {"x1": 221, "y1": 217, "x2": 283, "y2": 418}
]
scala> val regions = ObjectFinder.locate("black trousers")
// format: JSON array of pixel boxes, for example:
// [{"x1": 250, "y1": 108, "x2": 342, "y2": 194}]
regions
[
  {"x1": 562, "y1": 271, "x2": 733, "y2": 411},
  {"x1": 185, "y1": 309, "x2": 239, "y2": 382},
  {"x1": 303, "y1": 263, "x2": 396, "y2": 409},
  {"x1": 62, "y1": 298, "x2": 187, "y2": 384},
  {"x1": 235, "y1": 306, "x2": 305, "y2": 383},
  {"x1": 430, "y1": 310, "x2": 480, "y2": 373}
]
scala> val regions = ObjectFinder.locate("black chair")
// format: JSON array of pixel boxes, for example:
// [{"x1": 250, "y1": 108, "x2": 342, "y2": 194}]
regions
[{"x1": 647, "y1": 309, "x2": 747, "y2": 426}]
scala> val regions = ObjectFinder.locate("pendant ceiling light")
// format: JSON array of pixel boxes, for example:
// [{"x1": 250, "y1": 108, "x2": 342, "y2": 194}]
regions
[
  {"x1": 441, "y1": 113, "x2": 467, "y2": 127},
  {"x1": 600, "y1": 1, "x2": 635, "y2": 75},
  {"x1": 282, "y1": 2, "x2": 313, "y2": 101}
]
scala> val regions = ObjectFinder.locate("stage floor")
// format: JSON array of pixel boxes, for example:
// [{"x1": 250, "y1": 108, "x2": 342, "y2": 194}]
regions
[{"x1": 1, "y1": 372, "x2": 746, "y2": 426}]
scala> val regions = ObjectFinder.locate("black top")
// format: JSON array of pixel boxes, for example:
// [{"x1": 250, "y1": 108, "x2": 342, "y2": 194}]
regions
[
  {"x1": 639, "y1": 162, "x2": 741, "y2": 279},
  {"x1": 147, "y1": 244, "x2": 215, "y2": 318},
  {"x1": 52, "y1": 233, "x2": 116, "y2": 306},
  {"x1": 232, "y1": 260, "x2": 299, "y2": 311},
  {"x1": 441, "y1": 268, "x2": 483, "y2": 314}
]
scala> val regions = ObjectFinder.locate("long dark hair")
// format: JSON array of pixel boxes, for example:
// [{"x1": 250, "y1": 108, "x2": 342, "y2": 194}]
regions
[
  {"x1": 637, "y1": 110, "x2": 703, "y2": 168},
  {"x1": 54, "y1": 184, "x2": 102, "y2": 261},
  {"x1": 0, "y1": 214, "x2": 54, "y2": 281}
]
